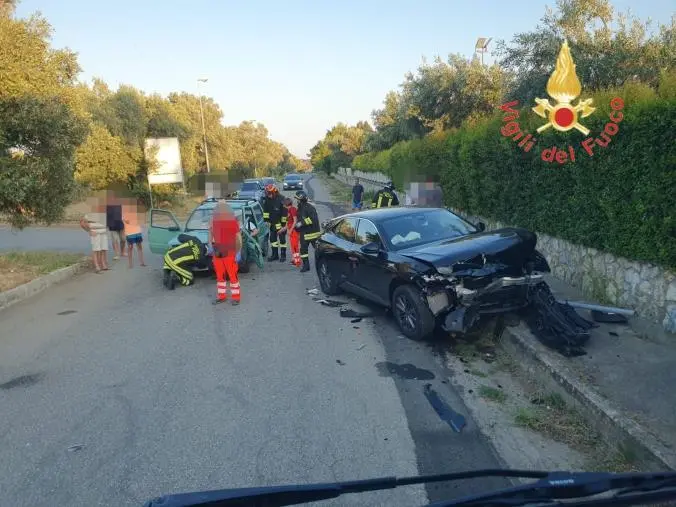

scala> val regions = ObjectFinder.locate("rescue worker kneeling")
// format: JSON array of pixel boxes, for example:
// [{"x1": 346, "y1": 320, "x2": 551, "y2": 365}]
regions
[
  {"x1": 294, "y1": 190, "x2": 321, "y2": 273},
  {"x1": 163, "y1": 234, "x2": 207, "y2": 290}
]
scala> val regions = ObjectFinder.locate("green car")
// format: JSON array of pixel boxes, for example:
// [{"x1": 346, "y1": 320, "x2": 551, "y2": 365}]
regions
[{"x1": 147, "y1": 198, "x2": 270, "y2": 273}]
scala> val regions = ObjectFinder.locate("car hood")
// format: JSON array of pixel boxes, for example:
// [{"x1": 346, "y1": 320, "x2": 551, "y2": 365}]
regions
[
  {"x1": 168, "y1": 230, "x2": 209, "y2": 247},
  {"x1": 398, "y1": 228, "x2": 538, "y2": 270}
]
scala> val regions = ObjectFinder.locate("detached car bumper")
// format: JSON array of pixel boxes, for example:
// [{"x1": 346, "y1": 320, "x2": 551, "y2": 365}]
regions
[{"x1": 419, "y1": 273, "x2": 546, "y2": 334}]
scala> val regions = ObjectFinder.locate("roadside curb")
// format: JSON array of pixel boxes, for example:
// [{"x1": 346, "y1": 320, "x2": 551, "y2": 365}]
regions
[
  {"x1": 0, "y1": 257, "x2": 91, "y2": 313},
  {"x1": 500, "y1": 323, "x2": 676, "y2": 471}
]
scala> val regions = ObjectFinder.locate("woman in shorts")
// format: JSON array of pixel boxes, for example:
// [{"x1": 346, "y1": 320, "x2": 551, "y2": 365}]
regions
[{"x1": 122, "y1": 198, "x2": 147, "y2": 268}]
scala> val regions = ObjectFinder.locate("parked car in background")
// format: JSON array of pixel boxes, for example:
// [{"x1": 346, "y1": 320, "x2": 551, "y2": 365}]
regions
[
  {"x1": 314, "y1": 207, "x2": 551, "y2": 341},
  {"x1": 283, "y1": 173, "x2": 304, "y2": 191},
  {"x1": 260, "y1": 177, "x2": 280, "y2": 189},
  {"x1": 237, "y1": 179, "x2": 265, "y2": 204},
  {"x1": 148, "y1": 198, "x2": 269, "y2": 273}
]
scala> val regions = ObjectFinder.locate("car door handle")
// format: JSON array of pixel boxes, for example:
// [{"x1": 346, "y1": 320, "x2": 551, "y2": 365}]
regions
[{"x1": 348, "y1": 256, "x2": 358, "y2": 262}]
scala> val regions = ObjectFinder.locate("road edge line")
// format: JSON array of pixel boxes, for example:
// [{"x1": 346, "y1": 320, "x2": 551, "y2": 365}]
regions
[
  {"x1": 0, "y1": 257, "x2": 91, "y2": 313},
  {"x1": 500, "y1": 322, "x2": 676, "y2": 471}
]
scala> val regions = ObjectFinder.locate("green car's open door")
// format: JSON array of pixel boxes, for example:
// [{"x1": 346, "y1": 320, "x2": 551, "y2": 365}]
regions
[{"x1": 148, "y1": 209, "x2": 182, "y2": 255}]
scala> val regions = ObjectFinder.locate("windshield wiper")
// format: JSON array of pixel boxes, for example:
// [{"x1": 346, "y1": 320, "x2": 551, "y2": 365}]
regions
[{"x1": 142, "y1": 469, "x2": 676, "y2": 507}]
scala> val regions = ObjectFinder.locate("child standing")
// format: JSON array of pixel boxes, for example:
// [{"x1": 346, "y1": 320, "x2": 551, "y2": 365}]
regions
[
  {"x1": 122, "y1": 198, "x2": 146, "y2": 268},
  {"x1": 284, "y1": 197, "x2": 301, "y2": 267}
]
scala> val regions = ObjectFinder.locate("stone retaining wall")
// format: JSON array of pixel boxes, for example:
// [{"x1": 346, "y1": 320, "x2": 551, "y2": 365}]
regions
[{"x1": 331, "y1": 168, "x2": 676, "y2": 334}]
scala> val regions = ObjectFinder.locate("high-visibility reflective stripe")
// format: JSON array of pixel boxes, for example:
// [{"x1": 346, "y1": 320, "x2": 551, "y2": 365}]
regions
[
  {"x1": 230, "y1": 283, "x2": 240, "y2": 288},
  {"x1": 231, "y1": 288, "x2": 240, "y2": 294},
  {"x1": 165, "y1": 257, "x2": 192, "y2": 279},
  {"x1": 303, "y1": 217, "x2": 312, "y2": 225},
  {"x1": 304, "y1": 232, "x2": 322, "y2": 240},
  {"x1": 281, "y1": 217, "x2": 287, "y2": 223},
  {"x1": 275, "y1": 224, "x2": 282, "y2": 230},
  {"x1": 271, "y1": 241, "x2": 280, "y2": 247},
  {"x1": 263, "y1": 212, "x2": 270, "y2": 218},
  {"x1": 300, "y1": 253, "x2": 309, "y2": 258}
]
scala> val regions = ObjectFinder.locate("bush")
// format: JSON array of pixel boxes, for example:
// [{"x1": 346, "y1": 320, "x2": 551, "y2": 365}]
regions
[{"x1": 353, "y1": 80, "x2": 676, "y2": 269}]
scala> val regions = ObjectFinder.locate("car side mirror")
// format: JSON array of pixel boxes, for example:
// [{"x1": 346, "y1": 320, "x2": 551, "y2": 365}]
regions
[
  {"x1": 168, "y1": 226, "x2": 180, "y2": 232},
  {"x1": 361, "y1": 242, "x2": 380, "y2": 255},
  {"x1": 476, "y1": 222, "x2": 486, "y2": 232}
]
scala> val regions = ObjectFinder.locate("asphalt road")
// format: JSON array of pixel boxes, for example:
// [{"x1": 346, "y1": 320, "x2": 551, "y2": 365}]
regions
[{"x1": 0, "y1": 175, "x2": 508, "y2": 507}]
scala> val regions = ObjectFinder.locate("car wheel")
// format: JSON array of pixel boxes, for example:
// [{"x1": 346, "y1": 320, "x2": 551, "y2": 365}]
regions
[
  {"x1": 317, "y1": 257, "x2": 341, "y2": 295},
  {"x1": 392, "y1": 285, "x2": 435, "y2": 341}
]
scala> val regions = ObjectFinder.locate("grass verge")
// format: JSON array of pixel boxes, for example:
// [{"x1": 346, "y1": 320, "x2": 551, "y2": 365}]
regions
[
  {"x1": 513, "y1": 392, "x2": 640, "y2": 472},
  {"x1": 314, "y1": 172, "x2": 375, "y2": 207},
  {"x1": 0, "y1": 251, "x2": 84, "y2": 292}
]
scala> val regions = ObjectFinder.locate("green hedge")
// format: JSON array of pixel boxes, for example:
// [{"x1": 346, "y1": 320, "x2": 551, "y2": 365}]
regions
[{"x1": 353, "y1": 80, "x2": 676, "y2": 269}]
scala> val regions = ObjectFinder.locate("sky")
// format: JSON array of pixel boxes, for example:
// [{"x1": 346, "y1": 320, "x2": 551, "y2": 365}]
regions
[{"x1": 16, "y1": 0, "x2": 674, "y2": 158}]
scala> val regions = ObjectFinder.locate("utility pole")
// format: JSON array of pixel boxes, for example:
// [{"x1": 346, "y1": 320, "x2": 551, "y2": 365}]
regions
[{"x1": 197, "y1": 78, "x2": 210, "y2": 173}]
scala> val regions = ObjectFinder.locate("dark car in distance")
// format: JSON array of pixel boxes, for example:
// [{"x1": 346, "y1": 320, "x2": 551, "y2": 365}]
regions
[
  {"x1": 314, "y1": 207, "x2": 551, "y2": 340},
  {"x1": 238, "y1": 179, "x2": 265, "y2": 204},
  {"x1": 283, "y1": 173, "x2": 304, "y2": 191}
]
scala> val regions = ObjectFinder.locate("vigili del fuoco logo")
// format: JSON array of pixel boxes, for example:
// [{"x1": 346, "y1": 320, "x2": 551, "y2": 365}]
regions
[{"x1": 499, "y1": 40, "x2": 625, "y2": 165}]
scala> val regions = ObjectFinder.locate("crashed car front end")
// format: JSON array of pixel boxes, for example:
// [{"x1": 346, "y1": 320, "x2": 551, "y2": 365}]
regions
[{"x1": 404, "y1": 229, "x2": 552, "y2": 334}]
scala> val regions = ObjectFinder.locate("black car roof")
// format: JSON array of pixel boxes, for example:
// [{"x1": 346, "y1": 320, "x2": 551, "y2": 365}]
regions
[{"x1": 343, "y1": 206, "x2": 444, "y2": 223}]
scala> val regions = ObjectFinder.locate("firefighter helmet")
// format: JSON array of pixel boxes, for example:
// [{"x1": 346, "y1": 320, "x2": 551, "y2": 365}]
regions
[
  {"x1": 294, "y1": 190, "x2": 308, "y2": 202},
  {"x1": 385, "y1": 180, "x2": 394, "y2": 190},
  {"x1": 264, "y1": 183, "x2": 278, "y2": 195}
]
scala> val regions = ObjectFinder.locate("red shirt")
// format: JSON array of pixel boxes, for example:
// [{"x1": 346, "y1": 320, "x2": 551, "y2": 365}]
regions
[
  {"x1": 212, "y1": 216, "x2": 239, "y2": 255},
  {"x1": 286, "y1": 206, "x2": 298, "y2": 228}
]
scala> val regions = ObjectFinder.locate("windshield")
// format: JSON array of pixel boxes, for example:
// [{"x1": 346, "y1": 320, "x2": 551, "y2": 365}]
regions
[
  {"x1": 379, "y1": 209, "x2": 477, "y2": 250},
  {"x1": 285, "y1": 175, "x2": 301, "y2": 180},
  {"x1": 185, "y1": 205, "x2": 244, "y2": 230},
  {"x1": 240, "y1": 182, "x2": 260, "y2": 191}
]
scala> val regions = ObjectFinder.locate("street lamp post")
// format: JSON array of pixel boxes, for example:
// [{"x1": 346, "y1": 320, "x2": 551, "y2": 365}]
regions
[
  {"x1": 197, "y1": 78, "x2": 210, "y2": 173},
  {"x1": 475, "y1": 37, "x2": 492, "y2": 66}
]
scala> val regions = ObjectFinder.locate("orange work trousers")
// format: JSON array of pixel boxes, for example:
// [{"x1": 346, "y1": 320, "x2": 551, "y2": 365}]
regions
[
  {"x1": 289, "y1": 229, "x2": 300, "y2": 266},
  {"x1": 213, "y1": 254, "x2": 240, "y2": 301}
]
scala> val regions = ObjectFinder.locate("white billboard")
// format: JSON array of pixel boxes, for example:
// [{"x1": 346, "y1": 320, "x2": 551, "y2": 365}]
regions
[{"x1": 145, "y1": 137, "x2": 184, "y2": 185}]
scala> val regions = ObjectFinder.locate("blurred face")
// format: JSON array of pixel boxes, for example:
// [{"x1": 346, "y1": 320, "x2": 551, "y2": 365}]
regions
[{"x1": 214, "y1": 203, "x2": 234, "y2": 221}]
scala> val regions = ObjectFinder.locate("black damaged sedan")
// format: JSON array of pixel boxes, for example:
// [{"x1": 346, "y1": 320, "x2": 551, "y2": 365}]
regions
[{"x1": 314, "y1": 207, "x2": 551, "y2": 341}]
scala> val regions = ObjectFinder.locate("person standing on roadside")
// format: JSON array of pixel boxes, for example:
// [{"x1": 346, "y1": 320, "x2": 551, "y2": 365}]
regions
[
  {"x1": 294, "y1": 190, "x2": 321, "y2": 273},
  {"x1": 372, "y1": 181, "x2": 399, "y2": 209},
  {"x1": 351, "y1": 178, "x2": 365, "y2": 211},
  {"x1": 283, "y1": 197, "x2": 301, "y2": 267},
  {"x1": 208, "y1": 201, "x2": 242, "y2": 305},
  {"x1": 80, "y1": 197, "x2": 110, "y2": 273},
  {"x1": 106, "y1": 191, "x2": 126, "y2": 260},
  {"x1": 121, "y1": 198, "x2": 146, "y2": 268}
]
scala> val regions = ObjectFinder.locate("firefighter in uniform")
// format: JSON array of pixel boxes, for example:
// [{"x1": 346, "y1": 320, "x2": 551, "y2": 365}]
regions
[
  {"x1": 163, "y1": 234, "x2": 207, "y2": 289},
  {"x1": 283, "y1": 197, "x2": 301, "y2": 267},
  {"x1": 372, "y1": 181, "x2": 400, "y2": 208},
  {"x1": 262, "y1": 184, "x2": 288, "y2": 262},
  {"x1": 294, "y1": 190, "x2": 321, "y2": 273}
]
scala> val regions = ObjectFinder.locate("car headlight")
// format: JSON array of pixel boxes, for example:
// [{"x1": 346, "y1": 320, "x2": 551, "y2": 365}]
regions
[{"x1": 426, "y1": 291, "x2": 450, "y2": 315}]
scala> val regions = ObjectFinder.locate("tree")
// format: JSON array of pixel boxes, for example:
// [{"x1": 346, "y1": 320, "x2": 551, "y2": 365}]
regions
[
  {"x1": 0, "y1": 96, "x2": 87, "y2": 228},
  {"x1": 495, "y1": 0, "x2": 676, "y2": 103},
  {"x1": 0, "y1": 11, "x2": 83, "y2": 113},
  {"x1": 75, "y1": 124, "x2": 140, "y2": 190},
  {"x1": 310, "y1": 122, "x2": 371, "y2": 173}
]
